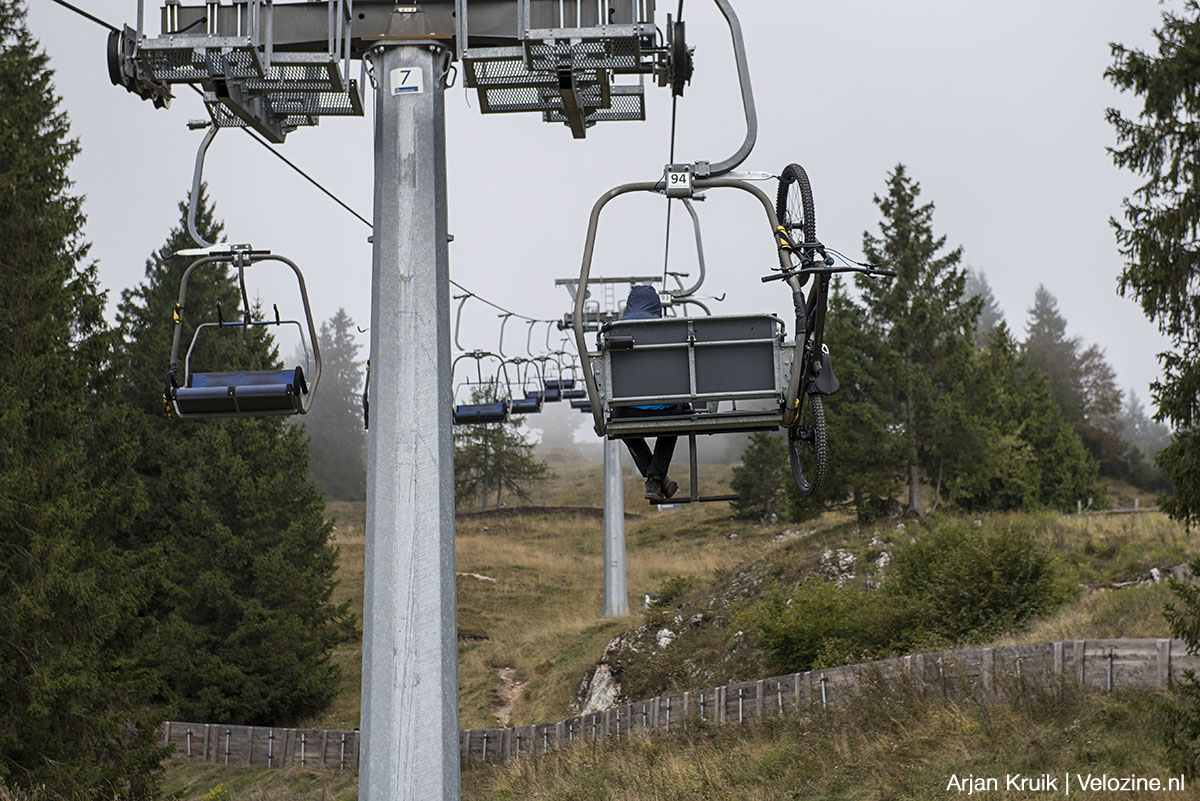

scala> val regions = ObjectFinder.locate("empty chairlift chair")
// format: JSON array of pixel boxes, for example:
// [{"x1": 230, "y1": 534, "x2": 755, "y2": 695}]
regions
[
  {"x1": 165, "y1": 247, "x2": 321, "y2": 419},
  {"x1": 452, "y1": 351, "x2": 512, "y2": 425},
  {"x1": 506, "y1": 358, "x2": 545, "y2": 415}
]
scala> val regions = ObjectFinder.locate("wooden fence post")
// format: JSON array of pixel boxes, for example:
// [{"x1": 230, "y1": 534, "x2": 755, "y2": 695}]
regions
[{"x1": 1159, "y1": 639, "x2": 1172, "y2": 687}]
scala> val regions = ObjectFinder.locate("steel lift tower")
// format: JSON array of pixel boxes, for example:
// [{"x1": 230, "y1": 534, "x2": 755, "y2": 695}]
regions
[{"x1": 107, "y1": 1, "x2": 698, "y2": 798}]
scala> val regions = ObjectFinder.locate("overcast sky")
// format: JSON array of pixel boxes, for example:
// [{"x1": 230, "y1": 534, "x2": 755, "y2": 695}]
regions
[{"x1": 27, "y1": 0, "x2": 1178, "y2": 415}]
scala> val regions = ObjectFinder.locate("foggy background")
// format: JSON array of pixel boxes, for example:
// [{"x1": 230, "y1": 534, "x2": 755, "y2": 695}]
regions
[{"x1": 28, "y1": 0, "x2": 1178, "y2": 451}]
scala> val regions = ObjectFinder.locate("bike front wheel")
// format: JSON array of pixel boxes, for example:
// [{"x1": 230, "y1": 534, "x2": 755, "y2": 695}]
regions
[
  {"x1": 788, "y1": 391, "x2": 828, "y2": 495},
  {"x1": 776, "y1": 163, "x2": 816, "y2": 267}
]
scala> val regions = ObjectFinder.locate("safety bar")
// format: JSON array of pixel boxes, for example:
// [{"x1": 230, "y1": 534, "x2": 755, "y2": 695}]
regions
[
  {"x1": 669, "y1": 198, "x2": 707, "y2": 298},
  {"x1": 167, "y1": 250, "x2": 323, "y2": 415}
]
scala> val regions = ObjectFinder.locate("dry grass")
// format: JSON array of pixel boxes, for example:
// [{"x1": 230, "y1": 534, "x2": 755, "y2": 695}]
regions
[
  {"x1": 988, "y1": 582, "x2": 1175, "y2": 646},
  {"x1": 160, "y1": 763, "x2": 357, "y2": 801},
  {"x1": 307, "y1": 481, "x2": 1195, "y2": 732},
  {"x1": 463, "y1": 686, "x2": 1186, "y2": 801},
  {"x1": 305, "y1": 456, "x2": 761, "y2": 731}
]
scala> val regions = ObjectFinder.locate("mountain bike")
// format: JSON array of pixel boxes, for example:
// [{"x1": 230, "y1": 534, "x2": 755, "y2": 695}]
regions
[{"x1": 765, "y1": 163, "x2": 895, "y2": 495}]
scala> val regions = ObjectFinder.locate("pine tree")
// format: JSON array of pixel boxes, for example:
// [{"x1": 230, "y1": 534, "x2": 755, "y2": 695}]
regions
[
  {"x1": 964, "y1": 269, "x2": 1005, "y2": 350},
  {"x1": 0, "y1": 2, "x2": 164, "y2": 794},
  {"x1": 1121, "y1": 389, "x2": 1172, "y2": 461},
  {"x1": 1077, "y1": 343, "x2": 1125, "y2": 468},
  {"x1": 948, "y1": 324, "x2": 1097, "y2": 512},
  {"x1": 792, "y1": 279, "x2": 901, "y2": 520},
  {"x1": 115, "y1": 190, "x2": 352, "y2": 725},
  {"x1": 302, "y1": 308, "x2": 367, "y2": 501},
  {"x1": 730, "y1": 432, "x2": 789, "y2": 520},
  {"x1": 453, "y1": 383, "x2": 547, "y2": 511},
  {"x1": 859, "y1": 165, "x2": 980, "y2": 518},
  {"x1": 1108, "y1": 3, "x2": 1200, "y2": 527},
  {"x1": 1022, "y1": 285, "x2": 1084, "y2": 426}
]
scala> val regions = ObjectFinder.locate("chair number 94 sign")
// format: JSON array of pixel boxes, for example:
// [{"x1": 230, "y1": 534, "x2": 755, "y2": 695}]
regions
[{"x1": 665, "y1": 165, "x2": 692, "y2": 197}]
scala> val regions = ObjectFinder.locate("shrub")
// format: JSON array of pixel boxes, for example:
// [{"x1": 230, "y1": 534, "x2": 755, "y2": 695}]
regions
[
  {"x1": 887, "y1": 520, "x2": 1067, "y2": 642},
  {"x1": 744, "y1": 518, "x2": 1068, "y2": 672}
]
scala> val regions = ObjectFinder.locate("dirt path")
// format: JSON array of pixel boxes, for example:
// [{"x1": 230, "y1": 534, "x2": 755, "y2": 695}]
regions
[{"x1": 493, "y1": 667, "x2": 527, "y2": 727}]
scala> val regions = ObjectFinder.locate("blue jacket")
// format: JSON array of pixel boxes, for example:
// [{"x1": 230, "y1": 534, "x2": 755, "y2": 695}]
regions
[
  {"x1": 623, "y1": 285, "x2": 663, "y2": 320},
  {"x1": 622, "y1": 286, "x2": 669, "y2": 410}
]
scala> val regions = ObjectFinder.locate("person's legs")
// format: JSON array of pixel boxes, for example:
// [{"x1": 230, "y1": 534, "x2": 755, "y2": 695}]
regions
[
  {"x1": 613, "y1": 404, "x2": 689, "y2": 500},
  {"x1": 649, "y1": 435, "x2": 677, "y2": 479},
  {"x1": 623, "y1": 438, "x2": 654, "y2": 478}
]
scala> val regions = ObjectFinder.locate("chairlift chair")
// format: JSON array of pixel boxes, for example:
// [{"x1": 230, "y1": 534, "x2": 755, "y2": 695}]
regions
[
  {"x1": 451, "y1": 351, "x2": 512, "y2": 425},
  {"x1": 165, "y1": 246, "x2": 321, "y2": 419},
  {"x1": 571, "y1": 178, "x2": 803, "y2": 503},
  {"x1": 506, "y1": 358, "x2": 545, "y2": 415}
]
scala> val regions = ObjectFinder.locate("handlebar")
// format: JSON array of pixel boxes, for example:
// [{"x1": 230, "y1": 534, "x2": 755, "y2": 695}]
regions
[{"x1": 761, "y1": 264, "x2": 897, "y2": 283}]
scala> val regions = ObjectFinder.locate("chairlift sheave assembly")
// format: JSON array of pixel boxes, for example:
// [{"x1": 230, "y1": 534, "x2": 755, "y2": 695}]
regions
[{"x1": 165, "y1": 245, "x2": 323, "y2": 419}]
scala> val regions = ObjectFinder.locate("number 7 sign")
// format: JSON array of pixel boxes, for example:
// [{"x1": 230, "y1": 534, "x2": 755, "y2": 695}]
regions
[{"x1": 390, "y1": 67, "x2": 425, "y2": 96}]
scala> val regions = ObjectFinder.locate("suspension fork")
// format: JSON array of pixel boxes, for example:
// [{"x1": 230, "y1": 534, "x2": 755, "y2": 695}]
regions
[{"x1": 807, "y1": 275, "x2": 831, "y2": 365}]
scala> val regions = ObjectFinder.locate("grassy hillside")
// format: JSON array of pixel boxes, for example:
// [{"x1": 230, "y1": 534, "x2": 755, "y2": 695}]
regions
[
  {"x1": 307, "y1": 454, "x2": 753, "y2": 732},
  {"x1": 162, "y1": 454, "x2": 1194, "y2": 799},
  {"x1": 162, "y1": 686, "x2": 1189, "y2": 801},
  {"x1": 462, "y1": 686, "x2": 1186, "y2": 801}
]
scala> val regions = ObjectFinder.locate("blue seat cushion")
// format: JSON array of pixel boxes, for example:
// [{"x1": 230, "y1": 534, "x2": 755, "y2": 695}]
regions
[
  {"x1": 453, "y1": 402, "x2": 508, "y2": 424},
  {"x1": 562, "y1": 389, "x2": 587, "y2": 400},
  {"x1": 174, "y1": 367, "x2": 307, "y2": 416},
  {"x1": 509, "y1": 398, "x2": 542, "y2": 414},
  {"x1": 527, "y1": 390, "x2": 561, "y2": 403},
  {"x1": 545, "y1": 379, "x2": 576, "y2": 391},
  {"x1": 570, "y1": 399, "x2": 592, "y2": 411},
  {"x1": 189, "y1": 367, "x2": 308, "y2": 394}
]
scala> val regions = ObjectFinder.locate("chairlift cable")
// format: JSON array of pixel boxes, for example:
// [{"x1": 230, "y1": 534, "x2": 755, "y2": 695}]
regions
[
  {"x1": 184, "y1": 86, "x2": 373, "y2": 229},
  {"x1": 46, "y1": 0, "x2": 118, "y2": 33},
  {"x1": 661, "y1": 0, "x2": 685, "y2": 287},
  {"x1": 50, "y1": 3, "x2": 555, "y2": 335}
]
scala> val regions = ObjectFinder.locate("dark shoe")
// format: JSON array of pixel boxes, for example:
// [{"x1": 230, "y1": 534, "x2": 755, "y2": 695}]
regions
[
  {"x1": 644, "y1": 478, "x2": 665, "y2": 502},
  {"x1": 660, "y1": 475, "x2": 679, "y2": 500}
]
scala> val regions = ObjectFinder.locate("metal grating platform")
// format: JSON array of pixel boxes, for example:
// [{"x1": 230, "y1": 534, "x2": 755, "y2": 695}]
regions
[
  {"x1": 139, "y1": 38, "x2": 264, "y2": 82},
  {"x1": 525, "y1": 31, "x2": 643, "y2": 72},
  {"x1": 544, "y1": 84, "x2": 644, "y2": 123},
  {"x1": 478, "y1": 82, "x2": 611, "y2": 115},
  {"x1": 264, "y1": 85, "x2": 362, "y2": 117},
  {"x1": 464, "y1": 47, "x2": 606, "y2": 90},
  {"x1": 244, "y1": 58, "x2": 345, "y2": 94}
]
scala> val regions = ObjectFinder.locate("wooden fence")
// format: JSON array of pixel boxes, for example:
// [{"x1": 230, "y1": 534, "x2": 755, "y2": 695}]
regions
[{"x1": 162, "y1": 638, "x2": 1197, "y2": 770}]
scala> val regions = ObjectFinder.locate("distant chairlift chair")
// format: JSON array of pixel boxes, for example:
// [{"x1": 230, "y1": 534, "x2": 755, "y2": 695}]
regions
[
  {"x1": 452, "y1": 351, "x2": 512, "y2": 425},
  {"x1": 506, "y1": 358, "x2": 546, "y2": 415},
  {"x1": 165, "y1": 246, "x2": 321, "y2": 419}
]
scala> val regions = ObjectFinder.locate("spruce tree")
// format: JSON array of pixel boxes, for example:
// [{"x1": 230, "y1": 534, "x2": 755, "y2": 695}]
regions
[
  {"x1": 1077, "y1": 343, "x2": 1125, "y2": 468},
  {"x1": 1022, "y1": 285, "x2": 1084, "y2": 427},
  {"x1": 453, "y1": 383, "x2": 547, "y2": 511},
  {"x1": 115, "y1": 190, "x2": 351, "y2": 725},
  {"x1": 301, "y1": 308, "x2": 367, "y2": 501},
  {"x1": 859, "y1": 165, "x2": 980, "y2": 518},
  {"x1": 0, "y1": 1, "x2": 164, "y2": 794},
  {"x1": 1108, "y1": 3, "x2": 1200, "y2": 526},
  {"x1": 964, "y1": 269, "x2": 1005, "y2": 350},
  {"x1": 730, "y1": 432, "x2": 789, "y2": 521},
  {"x1": 949, "y1": 324, "x2": 1097, "y2": 512},
  {"x1": 792, "y1": 278, "x2": 901, "y2": 520}
]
